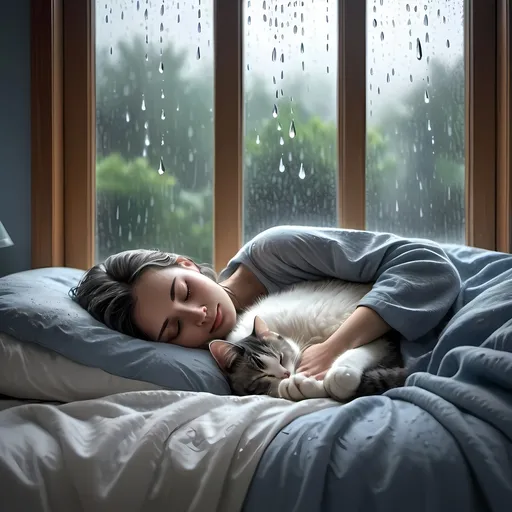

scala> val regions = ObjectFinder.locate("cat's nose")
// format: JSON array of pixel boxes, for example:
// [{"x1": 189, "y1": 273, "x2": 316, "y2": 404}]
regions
[{"x1": 283, "y1": 370, "x2": 290, "y2": 378}]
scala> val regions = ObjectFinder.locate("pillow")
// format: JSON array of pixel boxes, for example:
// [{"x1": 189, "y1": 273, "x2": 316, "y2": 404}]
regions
[
  {"x1": 0, "y1": 332, "x2": 163, "y2": 401},
  {"x1": 0, "y1": 267, "x2": 230, "y2": 397}
]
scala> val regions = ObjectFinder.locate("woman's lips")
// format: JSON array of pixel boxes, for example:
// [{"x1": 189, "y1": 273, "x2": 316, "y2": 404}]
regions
[{"x1": 210, "y1": 305, "x2": 223, "y2": 333}]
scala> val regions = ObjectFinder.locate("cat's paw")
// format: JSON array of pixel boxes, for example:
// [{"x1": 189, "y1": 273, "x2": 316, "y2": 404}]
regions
[
  {"x1": 324, "y1": 365, "x2": 362, "y2": 402},
  {"x1": 278, "y1": 373, "x2": 328, "y2": 401}
]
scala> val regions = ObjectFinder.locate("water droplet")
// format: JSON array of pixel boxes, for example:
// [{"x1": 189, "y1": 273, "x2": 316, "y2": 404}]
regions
[
  {"x1": 416, "y1": 38, "x2": 423, "y2": 60},
  {"x1": 247, "y1": 15, "x2": 251, "y2": 25},
  {"x1": 425, "y1": 32, "x2": 430, "y2": 43},
  {"x1": 160, "y1": 22, "x2": 164, "y2": 32},
  {"x1": 159, "y1": 62, "x2": 164, "y2": 73},
  {"x1": 446, "y1": 39, "x2": 450, "y2": 48},
  {"x1": 161, "y1": 89, "x2": 165, "y2": 99},
  {"x1": 158, "y1": 157, "x2": 165, "y2": 175},
  {"x1": 160, "y1": 4, "x2": 164, "y2": 16},
  {"x1": 144, "y1": 134, "x2": 150, "y2": 146},
  {"x1": 272, "y1": 104, "x2": 278, "y2": 118},
  {"x1": 198, "y1": 22, "x2": 202, "y2": 33},
  {"x1": 144, "y1": 121, "x2": 148, "y2": 130},
  {"x1": 424, "y1": 14, "x2": 428, "y2": 26},
  {"x1": 125, "y1": 111, "x2": 130, "y2": 122},
  {"x1": 141, "y1": 96, "x2": 146, "y2": 111},
  {"x1": 373, "y1": 19, "x2": 378, "y2": 28},
  {"x1": 176, "y1": 104, "x2": 180, "y2": 112},
  {"x1": 289, "y1": 120, "x2": 296, "y2": 139},
  {"x1": 279, "y1": 136, "x2": 284, "y2": 146},
  {"x1": 387, "y1": 73, "x2": 390, "y2": 83},
  {"x1": 144, "y1": 8, "x2": 148, "y2": 20},
  {"x1": 256, "y1": 134, "x2": 260, "y2": 145},
  {"x1": 298, "y1": 163, "x2": 305, "y2": 179},
  {"x1": 161, "y1": 109, "x2": 166, "y2": 120},
  {"x1": 427, "y1": 119, "x2": 432, "y2": 131},
  {"x1": 277, "y1": 122, "x2": 282, "y2": 131},
  {"x1": 196, "y1": 47, "x2": 201, "y2": 59},
  {"x1": 293, "y1": 25, "x2": 298, "y2": 34},
  {"x1": 300, "y1": 42, "x2": 305, "y2": 53},
  {"x1": 395, "y1": 200, "x2": 399, "y2": 212},
  {"x1": 177, "y1": 14, "x2": 180, "y2": 23},
  {"x1": 380, "y1": 32, "x2": 385, "y2": 41},
  {"x1": 424, "y1": 90, "x2": 429, "y2": 103},
  {"x1": 410, "y1": 74, "x2": 413, "y2": 82},
  {"x1": 272, "y1": 48, "x2": 277, "y2": 61},
  {"x1": 145, "y1": 53, "x2": 148, "y2": 62},
  {"x1": 279, "y1": 158, "x2": 285, "y2": 172},
  {"x1": 406, "y1": 3, "x2": 410, "y2": 11},
  {"x1": 420, "y1": 208, "x2": 423, "y2": 218},
  {"x1": 188, "y1": 126, "x2": 194, "y2": 138}
]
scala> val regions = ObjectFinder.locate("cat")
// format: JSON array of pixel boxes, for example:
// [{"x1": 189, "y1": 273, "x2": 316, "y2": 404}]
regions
[{"x1": 209, "y1": 279, "x2": 408, "y2": 402}]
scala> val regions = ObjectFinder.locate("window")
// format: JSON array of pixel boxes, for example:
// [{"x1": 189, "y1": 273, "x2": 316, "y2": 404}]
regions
[
  {"x1": 243, "y1": 0, "x2": 338, "y2": 242},
  {"x1": 366, "y1": 1, "x2": 465, "y2": 243},
  {"x1": 31, "y1": 0, "x2": 510, "y2": 271},
  {"x1": 95, "y1": 0, "x2": 214, "y2": 264}
]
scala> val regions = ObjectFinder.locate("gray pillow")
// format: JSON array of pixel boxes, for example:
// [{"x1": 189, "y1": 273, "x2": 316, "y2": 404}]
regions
[{"x1": 0, "y1": 267, "x2": 230, "y2": 395}]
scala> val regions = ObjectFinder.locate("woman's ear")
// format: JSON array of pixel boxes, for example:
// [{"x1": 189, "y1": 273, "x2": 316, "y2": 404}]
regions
[
  {"x1": 209, "y1": 340, "x2": 239, "y2": 373},
  {"x1": 176, "y1": 256, "x2": 200, "y2": 272}
]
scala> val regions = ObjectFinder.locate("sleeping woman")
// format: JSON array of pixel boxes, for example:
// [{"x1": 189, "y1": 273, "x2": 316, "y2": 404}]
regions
[{"x1": 71, "y1": 225, "x2": 512, "y2": 510}]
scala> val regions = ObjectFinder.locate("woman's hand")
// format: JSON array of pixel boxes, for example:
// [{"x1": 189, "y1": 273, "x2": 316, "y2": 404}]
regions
[
  {"x1": 297, "y1": 306, "x2": 392, "y2": 380},
  {"x1": 296, "y1": 342, "x2": 339, "y2": 380}
]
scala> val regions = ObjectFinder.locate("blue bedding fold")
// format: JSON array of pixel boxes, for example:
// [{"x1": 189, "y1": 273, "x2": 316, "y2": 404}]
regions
[{"x1": 245, "y1": 268, "x2": 512, "y2": 512}]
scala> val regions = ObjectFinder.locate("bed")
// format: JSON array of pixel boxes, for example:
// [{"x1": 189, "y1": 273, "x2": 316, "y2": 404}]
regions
[{"x1": 0, "y1": 264, "x2": 511, "y2": 511}]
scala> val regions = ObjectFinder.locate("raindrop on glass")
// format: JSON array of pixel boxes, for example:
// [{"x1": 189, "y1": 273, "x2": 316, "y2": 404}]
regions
[
  {"x1": 248, "y1": 15, "x2": 251, "y2": 25},
  {"x1": 289, "y1": 120, "x2": 296, "y2": 139},
  {"x1": 159, "y1": 62, "x2": 164, "y2": 73},
  {"x1": 424, "y1": 90, "x2": 429, "y2": 103},
  {"x1": 161, "y1": 109, "x2": 166, "y2": 120},
  {"x1": 277, "y1": 122, "x2": 282, "y2": 131},
  {"x1": 373, "y1": 19, "x2": 377, "y2": 28},
  {"x1": 272, "y1": 104, "x2": 278, "y2": 118},
  {"x1": 125, "y1": 111, "x2": 130, "y2": 123},
  {"x1": 279, "y1": 157, "x2": 285, "y2": 172},
  {"x1": 160, "y1": 22, "x2": 164, "y2": 32},
  {"x1": 144, "y1": 8, "x2": 148, "y2": 20},
  {"x1": 293, "y1": 25, "x2": 298, "y2": 34},
  {"x1": 300, "y1": 42, "x2": 305, "y2": 53},
  {"x1": 196, "y1": 47, "x2": 201, "y2": 59},
  {"x1": 427, "y1": 119, "x2": 432, "y2": 131},
  {"x1": 176, "y1": 104, "x2": 180, "y2": 112},
  {"x1": 161, "y1": 89, "x2": 165, "y2": 99},
  {"x1": 272, "y1": 47, "x2": 277, "y2": 61},
  {"x1": 144, "y1": 134, "x2": 150, "y2": 146},
  {"x1": 279, "y1": 136, "x2": 284, "y2": 146},
  {"x1": 416, "y1": 38, "x2": 423, "y2": 60},
  {"x1": 380, "y1": 32, "x2": 385, "y2": 41},
  {"x1": 423, "y1": 14, "x2": 428, "y2": 26},
  {"x1": 298, "y1": 162, "x2": 305, "y2": 180},
  {"x1": 188, "y1": 126, "x2": 194, "y2": 138},
  {"x1": 446, "y1": 39, "x2": 450, "y2": 48},
  {"x1": 198, "y1": 22, "x2": 202, "y2": 33},
  {"x1": 256, "y1": 134, "x2": 260, "y2": 145},
  {"x1": 141, "y1": 96, "x2": 146, "y2": 111},
  {"x1": 158, "y1": 157, "x2": 166, "y2": 175},
  {"x1": 177, "y1": 14, "x2": 180, "y2": 23},
  {"x1": 160, "y1": 4, "x2": 164, "y2": 16}
]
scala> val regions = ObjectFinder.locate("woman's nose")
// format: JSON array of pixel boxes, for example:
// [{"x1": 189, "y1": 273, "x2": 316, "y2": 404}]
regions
[{"x1": 183, "y1": 304, "x2": 208, "y2": 326}]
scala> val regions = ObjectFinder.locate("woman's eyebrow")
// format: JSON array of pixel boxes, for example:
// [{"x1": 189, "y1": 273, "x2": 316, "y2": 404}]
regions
[{"x1": 170, "y1": 277, "x2": 177, "y2": 301}]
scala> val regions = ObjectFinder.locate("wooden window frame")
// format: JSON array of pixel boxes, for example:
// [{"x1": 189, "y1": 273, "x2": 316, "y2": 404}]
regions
[{"x1": 31, "y1": 0, "x2": 511, "y2": 273}]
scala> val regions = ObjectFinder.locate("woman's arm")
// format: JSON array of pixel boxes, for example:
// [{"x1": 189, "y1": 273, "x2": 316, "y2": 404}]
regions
[{"x1": 220, "y1": 226, "x2": 461, "y2": 342}]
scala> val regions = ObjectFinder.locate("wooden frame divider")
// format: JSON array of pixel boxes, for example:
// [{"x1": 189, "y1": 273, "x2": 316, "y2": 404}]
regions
[
  {"x1": 465, "y1": 0, "x2": 498, "y2": 250},
  {"x1": 496, "y1": 0, "x2": 512, "y2": 253},
  {"x1": 62, "y1": 0, "x2": 96, "y2": 270},
  {"x1": 213, "y1": 0, "x2": 243, "y2": 272},
  {"x1": 338, "y1": 0, "x2": 366, "y2": 230},
  {"x1": 30, "y1": 0, "x2": 64, "y2": 269}
]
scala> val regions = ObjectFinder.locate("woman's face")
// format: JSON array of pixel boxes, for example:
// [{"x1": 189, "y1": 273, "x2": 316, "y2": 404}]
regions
[{"x1": 132, "y1": 258, "x2": 237, "y2": 348}]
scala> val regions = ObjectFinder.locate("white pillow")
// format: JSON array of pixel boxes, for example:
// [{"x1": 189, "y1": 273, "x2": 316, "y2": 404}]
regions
[{"x1": 0, "y1": 332, "x2": 163, "y2": 402}]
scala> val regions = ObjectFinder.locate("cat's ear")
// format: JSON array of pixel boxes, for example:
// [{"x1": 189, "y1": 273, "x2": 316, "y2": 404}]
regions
[
  {"x1": 208, "y1": 340, "x2": 240, "y2": 373},
  {"x1": 252, "y1": 316, "x2": 271, "y2": 339}
]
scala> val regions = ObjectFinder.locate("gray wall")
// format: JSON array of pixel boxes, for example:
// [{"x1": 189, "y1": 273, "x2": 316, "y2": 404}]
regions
[{"x1": 0, "y1": 1, "x2": 31, "y2": 277}]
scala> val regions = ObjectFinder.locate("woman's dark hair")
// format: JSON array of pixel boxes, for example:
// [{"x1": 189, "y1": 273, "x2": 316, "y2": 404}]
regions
[{"x1": 69, "y1": 249, "x2": 217, "y2": 339}]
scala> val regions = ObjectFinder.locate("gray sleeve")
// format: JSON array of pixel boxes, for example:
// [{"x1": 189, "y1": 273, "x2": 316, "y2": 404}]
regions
[{"x1": 219, "y1": 226, "x2": 461, "y2": 341}]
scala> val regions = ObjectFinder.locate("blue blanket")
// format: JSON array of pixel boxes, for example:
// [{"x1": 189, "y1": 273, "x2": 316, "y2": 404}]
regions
[{"x1": 245, "y1": 275, "x2": 512, "y2": 511}]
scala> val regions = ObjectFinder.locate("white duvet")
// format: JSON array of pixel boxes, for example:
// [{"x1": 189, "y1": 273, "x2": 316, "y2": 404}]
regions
[{"x1": 0, "y1": 390, "x2": 337, "y2": 512}]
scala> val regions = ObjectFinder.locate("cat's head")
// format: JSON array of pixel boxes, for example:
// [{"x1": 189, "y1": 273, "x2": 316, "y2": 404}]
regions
[{"x1": 209, "y1": 316, "x2": 299, "y2": 397}]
